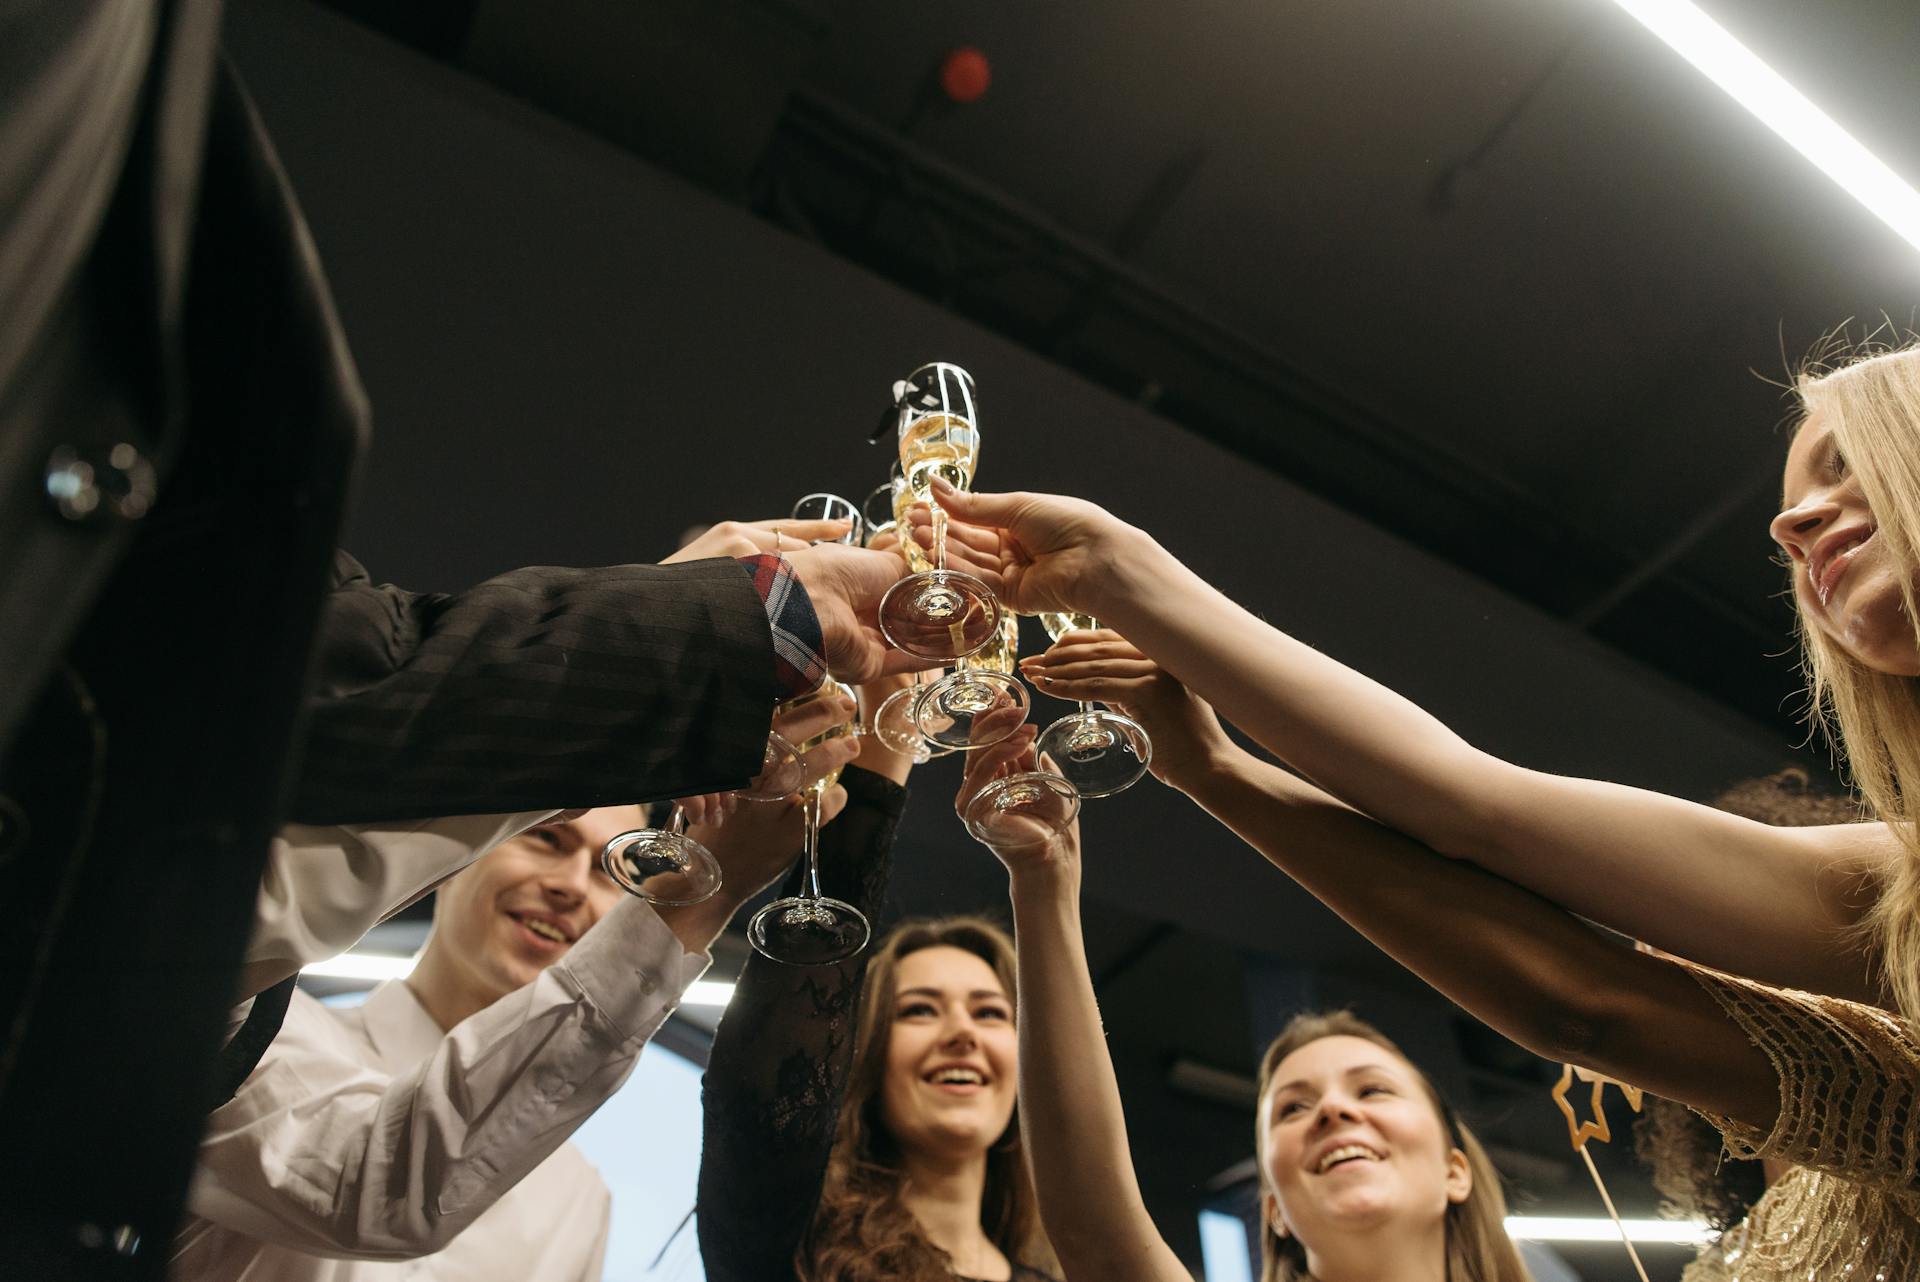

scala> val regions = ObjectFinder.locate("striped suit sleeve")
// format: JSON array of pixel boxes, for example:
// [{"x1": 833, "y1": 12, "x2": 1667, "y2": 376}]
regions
[{"x1": 287, "y1": 551, "x2": 776, "y2": 824}]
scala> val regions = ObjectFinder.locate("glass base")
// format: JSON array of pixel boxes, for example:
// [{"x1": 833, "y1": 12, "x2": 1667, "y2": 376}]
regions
[
  {"x1": 747, "y1": 895, "x2": 872, "y2": 965},
  {"x1": 962, "y1": 772, "x2": 1082, "y2": 849},
  {"x1": 915, "y1": 670, "x2": 1028, "y2": 750},
  {"x1": 872, "y1": 685, "x2": 954, "y2": 762},
  {"x1": 1034, "y1": 710, "x2": 1152, "y2": 798},
  {"x1": 877, "y1": 569, "x2": 1002, "y2": 661},
  {"x1": 602, "y1": 829, "x2": 722, "y2": 906}
]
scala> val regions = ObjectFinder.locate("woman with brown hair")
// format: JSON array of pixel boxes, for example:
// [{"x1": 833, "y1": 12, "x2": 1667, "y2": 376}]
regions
[
  {"x1": 694, "y1": 667, "x2": 1058, "y2": 1282},
  {"x1": 800, "y1": 916, "x2": 1058, "y2": 1282},
  {"x1": 697, "y1": 906, "x2": 1059, "y2": 1282}
]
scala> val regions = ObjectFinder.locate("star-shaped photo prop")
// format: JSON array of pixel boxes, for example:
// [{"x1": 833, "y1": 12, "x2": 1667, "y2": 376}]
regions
[{"x1": 1551, "y1": 1062, "x2": 1645, "y2": 1151}]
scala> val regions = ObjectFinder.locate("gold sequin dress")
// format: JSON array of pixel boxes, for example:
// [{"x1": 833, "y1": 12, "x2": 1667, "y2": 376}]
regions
[{"x1": 1676, "y1": 966, "x2": 1919, "y2": 1282}]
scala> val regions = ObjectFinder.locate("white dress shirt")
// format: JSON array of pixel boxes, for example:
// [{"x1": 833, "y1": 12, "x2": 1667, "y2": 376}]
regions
[{"x1": 176, "y1": 895, "x2": 708, "y2": 1281}]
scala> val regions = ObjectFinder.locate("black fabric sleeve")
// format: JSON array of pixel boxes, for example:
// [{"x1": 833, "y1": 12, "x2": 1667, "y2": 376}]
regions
[
  {"x1": 695, "y1": 765, "x2": 908, "y2": 1282},
  {"x1": 288, "y1": 551, "x2": 779, "y2": 823}
]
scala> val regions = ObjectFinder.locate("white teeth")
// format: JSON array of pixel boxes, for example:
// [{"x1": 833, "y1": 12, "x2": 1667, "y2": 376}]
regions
[
  {"x1": 1316, "y1": 1144, "x2": 1381, "y2": 1173},
  {"x1": 521, "y1": 917, "x2": 568, "y2": 943},
  {"x1": 930, "y1": 1068, "x2": 985, "y2": 1085}
]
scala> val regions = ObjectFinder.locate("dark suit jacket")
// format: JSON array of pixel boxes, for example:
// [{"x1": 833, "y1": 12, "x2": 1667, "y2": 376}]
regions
[
  {"x1": 294, "y1": 551, "x2": 776, "y2": 824},
  {"x1": 0, "y1": 5, "x2": 775, "y2": 1275}
]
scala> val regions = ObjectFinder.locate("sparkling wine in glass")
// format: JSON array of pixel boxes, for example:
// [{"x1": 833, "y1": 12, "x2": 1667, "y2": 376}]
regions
[
  {"x1": 1032, "y1": 613, "x2": 1152, "y2": 796},
  {"x1": 875, "y1": 363, "x2": 1001, "y2": 660},
  {"x1": 747, "y1": 684, "x2": 872, "y2": 965}
]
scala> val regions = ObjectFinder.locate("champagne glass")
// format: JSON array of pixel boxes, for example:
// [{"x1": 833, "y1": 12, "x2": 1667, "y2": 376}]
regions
[
  {"x1": 748, "y1": 682, "x2": 871, "y2": 965},
  {"x1": 791, "y1": 492, "x2": 863, "y2": 544},
  {"x1": 961, "y1": 705, "x2": 1083, "y2": 851},
  {"x1": 870, "y1": 669, "x2": 958, "y2": 763},
  {"x1": 862, "y1": 467, "x2": 905, "y2": 550},
  {"x1": 1032, "y1": 612, "x2": 1153, "y2": 796},
  {"x1": 602, "y1": 806, "x2": 722, "y2": 906},
  {"x1": 875, "y1": 363, "x2": 1001, "y2": 660},
  {"x1": 913, "y1": 610, "x2": 1027, "y2": 750}
]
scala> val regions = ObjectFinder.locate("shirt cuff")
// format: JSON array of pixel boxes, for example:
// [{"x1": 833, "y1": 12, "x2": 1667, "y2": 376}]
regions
[
  {"x1": 737, "y1": 553, "x2": 826, "y2": 699},
  {"x1": 559, "y1": 895, "x2": 712, "y2": 1043}
]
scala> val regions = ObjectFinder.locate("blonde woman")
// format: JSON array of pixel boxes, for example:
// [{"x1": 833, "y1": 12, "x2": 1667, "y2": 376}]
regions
[
  {"x1": 924, "y1": 346, "x2": 1920, "y2": 1011},
  {"x1": 956, "y1": 722, "x2": 1532, "y2": 1282}
]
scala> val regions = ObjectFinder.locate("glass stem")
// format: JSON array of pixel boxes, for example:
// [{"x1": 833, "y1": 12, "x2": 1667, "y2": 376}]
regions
[
  {"x1": 800, "y1": 783, "x2": 825, "y2": 899},
  {"x1": 932, "y1": 502, "x2": 950, "y2": 573},
  {"x1": 666, "y1": 805, "x2": 689, "y2": 835},
  {"x1": 1076, "y1": 700, "x2": 1097, "y2": 717}
]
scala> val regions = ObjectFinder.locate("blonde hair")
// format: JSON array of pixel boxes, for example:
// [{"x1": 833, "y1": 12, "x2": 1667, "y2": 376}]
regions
[
  {"x1": 1252, "y1": 1012, "x2": 1533, "y2": 1282},
  {"x1": 800, "y1": 916, "x2": 1058, "y2": 1282},
  {"x1": 1792, "y1": 339, "x2": 1920, "y2": 1019}
]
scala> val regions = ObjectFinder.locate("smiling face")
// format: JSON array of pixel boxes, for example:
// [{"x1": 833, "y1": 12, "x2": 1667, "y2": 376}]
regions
[
  {"x1": 877, "y1": 945, "x2": 1019, "y2": 1162},
  {"x1": 424, "y1": 807, "x2": 639, "y2": 1008},
  {"x1": 1258, "y1": 1036, "x2": 1470, "y2": 1255},
  {"x1": 1773, "y1": 411, "x2": 1920, "y2": 676}
]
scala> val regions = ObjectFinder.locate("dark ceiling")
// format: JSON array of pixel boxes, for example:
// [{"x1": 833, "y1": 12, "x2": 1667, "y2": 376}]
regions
[
  {"x1": 249, "y1": 2, "x2": 1920, "y2": 1278},
  {"x1": 320, "y1": 0, "x2": 1920, "y2": 740}
]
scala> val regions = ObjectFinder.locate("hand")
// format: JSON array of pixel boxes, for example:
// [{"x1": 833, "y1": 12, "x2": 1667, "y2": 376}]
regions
[
  {"x1": 783, "y1": 541, "x2": 936, "y2": 682},
  {"x1": 1018, "y1": 631, "x2": 1231, "y2": 788},
  {"x1": 663, "y1": 517, "x2": 853, "y2": 563},
  {"x1": 688, "y1": 783, "x2": 848, "y2": 907},
  {"x1": 956, "y1": 710, "x2": 1080, "y2": 873},
  {"x1": 657, "y1": 782, "x2": 851, "y2": 951},
  {"x1": 772, "y1": 685, "x2": 864, "y2": 795},
  {"x1": 912, "y1": 479, "x2": 1139, "y2": 617}
]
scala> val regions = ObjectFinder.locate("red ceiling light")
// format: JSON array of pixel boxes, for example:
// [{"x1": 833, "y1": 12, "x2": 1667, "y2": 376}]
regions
[{"x1": 939, "y1": 47, "x2": 991, "y2": 104}]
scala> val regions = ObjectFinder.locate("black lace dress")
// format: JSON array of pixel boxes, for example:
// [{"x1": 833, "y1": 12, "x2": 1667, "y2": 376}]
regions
[{"x1": 695, "y1": 767, "x2": 1061, "y2": 1282}]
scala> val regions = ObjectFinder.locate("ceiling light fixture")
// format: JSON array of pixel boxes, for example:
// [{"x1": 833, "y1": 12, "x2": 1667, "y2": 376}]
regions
[
  {"x1": 1607, "y1": 0, "x2": 1920, "y2": 255},
  {"x1": 1506, "y1": 1214, "x2": 1712, "y2": 1245},
  {"x1": 301, "y1": 952, "x2": 416, "y2": 982},
  {"x1": 299, "y1": 954, "x2": 737, "y2": 1007}
]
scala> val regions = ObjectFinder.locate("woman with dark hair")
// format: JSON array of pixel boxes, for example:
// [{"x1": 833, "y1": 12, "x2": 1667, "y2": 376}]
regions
[
  {"x1": 800, "y1": 916, "x2": 1058, "y2": 1282},
  {"x1": 695, "y1": 677, "x2": 1058, "y2": 1282}
]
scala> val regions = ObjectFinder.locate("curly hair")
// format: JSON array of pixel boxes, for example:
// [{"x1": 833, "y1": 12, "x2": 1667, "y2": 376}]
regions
[
  {"x1": 799, "y1": 916, "x2": 1058, "y2": 1282},
  {"x1": 1630, "y1": 767, "x2": 1855, "y2": 1228}
]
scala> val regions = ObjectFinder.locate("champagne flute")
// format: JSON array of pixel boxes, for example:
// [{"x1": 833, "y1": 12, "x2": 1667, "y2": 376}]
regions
[
  {"x1": 875, "y1": 363, "x2": 1001, "y2": 660},
  {"x1": 747, "y1": 682, "x2": 871, "y2": 965},
  {"x1": 913, "y1": 609, "x2": 1027, "y2": 750},
  {"x1": 601, "y1": 806, "x2": 722, "y2": 906},
  {"x1": 1032, "y1": 613, "x2": 1152, "y2": 796}
]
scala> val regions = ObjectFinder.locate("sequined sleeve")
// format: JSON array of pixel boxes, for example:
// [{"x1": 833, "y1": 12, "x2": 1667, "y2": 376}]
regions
[
  {"x1": 1686, "y1": 964, "x2": 1920, "y2": 1194},
  {"x1": 694, "y1": 766, "x2": 905, "y2": 1282}
]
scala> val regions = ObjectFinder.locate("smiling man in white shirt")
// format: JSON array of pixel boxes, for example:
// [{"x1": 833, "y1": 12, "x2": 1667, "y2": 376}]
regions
[{"x1": 173, "y1": 788, "x2": 841, "y2": 1281}]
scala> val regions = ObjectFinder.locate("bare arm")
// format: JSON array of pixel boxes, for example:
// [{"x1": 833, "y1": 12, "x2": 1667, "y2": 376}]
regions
[
  {"x1": 958, "y1": 722, "x2": 1190, "y2": 1282},
  {"x1": 1043, "y1": 635, "x2": 1785, "y2": 1132},
  {"x1": 934, "y1": 488, "x2": 1887, "y2": 1001}
]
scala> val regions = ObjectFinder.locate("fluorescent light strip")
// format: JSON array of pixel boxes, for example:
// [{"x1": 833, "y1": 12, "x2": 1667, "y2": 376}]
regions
[
  {"x1": 301, "y1": 952, "x2": 417, "y2": 981},
  {"x1": 1607, "y1": 0, "x2": 1920, "y2": 256},
  {"x1": 1506, "y1": 1215, "x2": 1712, "y2": 1245},
  {"x1": 302, "y1": 954, "x2": 737, "y2": 1008}
]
